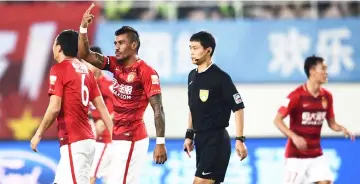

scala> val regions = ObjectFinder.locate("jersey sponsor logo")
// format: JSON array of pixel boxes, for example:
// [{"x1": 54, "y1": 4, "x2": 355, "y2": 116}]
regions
[
  {"x1": 112, "y1": 79, "x2": 133, "y2": 100},
  {"x1": 151, "y1": 75, "x2": 159, "y2": 84},
  {"x1": 233, "y1": 93, "x2": 243, "y2": 104},
  {"x1": 49, "y1": 75, "x2": 57, "y2": 85},
  {"x1": 127, "y1": 72, "x2": 136, "y2": 83},
  {"x1": 322, "y1": 97, "x2": 328, "y2": 109},
  {"x1": 301, "y1": 111, "x2": 326, "y2": 125},
  {"x1": 199, "y1": 89, "x2": 209, "y2": 102},
  {"x1": 0, "y1": 150, "x2": 57, "y2": 184}
]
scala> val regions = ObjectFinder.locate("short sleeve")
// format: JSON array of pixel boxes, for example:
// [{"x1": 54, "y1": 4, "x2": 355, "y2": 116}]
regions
[
  {"x1": 221, "y1": 74, "x2": 245, "y2": 112},
  {"x1": 278, "y1": 92, "x2": 299, "y2": 117},
  {"x1": 187, "y1": 70, "x2": 195, "y2": 106},
  {"x1": 48, "y1": 65, "x2": 64, "y2": 97},
  {"x1": 102, "y1": 56, "x2": 117, "y2": 72},
  {"x1": 141, "y1": 65, "x2": 161, "y2": 98},
  {"x1": 326, "y1": 93, "x2": 335, "y2": 120},
  {"x1": 89, "y1": 73, "x2": 101, "y2": 101}
]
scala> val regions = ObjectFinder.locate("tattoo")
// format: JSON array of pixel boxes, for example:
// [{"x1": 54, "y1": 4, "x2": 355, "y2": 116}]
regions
[
  {"x1": 149, "y1": 94, "x2": 165, "y2": 137},
  {"x1": 78, "y1": 33, "x2": 105, "y2": 69}
]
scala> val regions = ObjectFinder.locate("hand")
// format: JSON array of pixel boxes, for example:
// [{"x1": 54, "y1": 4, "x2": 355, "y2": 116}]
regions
[
  {"x1": 183, "y1": 138, "x2": 194, "y2": 158},
  {"x1": 235, "y1": 140, "x2": 248, "y2": 161},
  {"x1": 30, "y1": 134, "x2": 42, "y2": 152},
  {"x1": 341, "y1": 127, "x2": 355, "y2": 141},
  {"x1": 153, "y1": 144, "x2": 167, "y2": 164},
  {"x1": 291, "y1": 134, "x2": 307, "y2": 150},
  {"x1": 81, "y1": 3, "x2": 95, "y2": 28}
]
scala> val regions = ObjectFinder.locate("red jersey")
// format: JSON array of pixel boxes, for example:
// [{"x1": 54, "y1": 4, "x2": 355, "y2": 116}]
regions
[
  {"x1": 48, "y1": 59, "x2": 101, "y2": 146},
  {"x1": 278, "y1": 84, "x2": 335, "y2": 158},
  {"x1": 89, "y1": 74, "x2": 113, "y2": 143},
  {"x1": 101, "y1": 56, "x2": 161, "y2": 141}
]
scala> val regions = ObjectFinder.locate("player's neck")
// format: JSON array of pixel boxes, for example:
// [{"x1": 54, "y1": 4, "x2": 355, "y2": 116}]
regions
[
  {"x1": 197, "y1": 60, "x2": 212, "y2": 73},
  {"x1": 123, "y1": 55, "x2": 139, "y2": 67},
  {"x1": 306, "y1": 80, "x2": 321, "y2": 97},
  {"x1": 57, "y1": 55, "x2": 73, "y2": 63}
]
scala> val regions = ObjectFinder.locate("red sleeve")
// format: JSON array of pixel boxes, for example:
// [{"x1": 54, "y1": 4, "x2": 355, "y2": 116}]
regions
[
  {"x1": 102, "y1": 56, "x2": 117, "y2": 72},
  {"x1": 326, "y1": 92, "x2": 335, "y2": 120},
  {"x1": 102, "y1": 79, "x2": 114, "y2": 113},
  {"x1": 278, "y1": 92, "x2": 299, "y2": 117},
  {"x1": 141, "y1": 65, "x2": 161, "y2": 98},
  {"x1": 48, "y1": 65, "x2": 64, "y2": 97},
  {"x1": 89, "y1": 73, "x2": 101, "y2": 101}
]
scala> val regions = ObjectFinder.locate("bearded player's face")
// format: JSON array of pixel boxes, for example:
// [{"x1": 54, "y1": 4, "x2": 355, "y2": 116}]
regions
[{"x1": 114, "y1": 34, "x2": 133, "y2": 62}]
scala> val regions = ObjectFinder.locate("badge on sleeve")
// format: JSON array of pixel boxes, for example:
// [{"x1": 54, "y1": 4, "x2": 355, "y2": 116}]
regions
[
  {"x1": 199, "y1": 89, "x2": 209, "y2": 102},
  {"x1": 50, "y1": 75, "x2": 57, "y2": 85},
  {"x1": 233, "y1": 93, "x2": 242, "y2": 104},
  {"x1": 151, "y1": 75, "x2": 159, "y2": 84}
]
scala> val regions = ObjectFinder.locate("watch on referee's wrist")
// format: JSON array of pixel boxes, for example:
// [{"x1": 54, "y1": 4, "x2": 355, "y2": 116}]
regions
[
  {"x1": 185, "y1": 129, "x2": 194, "y2": 140},
  {"x1": 235, "y1": 136, "x2": 246, "y2": 143}
]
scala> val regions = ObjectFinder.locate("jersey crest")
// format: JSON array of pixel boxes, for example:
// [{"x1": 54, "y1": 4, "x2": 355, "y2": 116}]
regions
[{"x1": 199, "y1": 89, "x2": 209, "y2": 102}]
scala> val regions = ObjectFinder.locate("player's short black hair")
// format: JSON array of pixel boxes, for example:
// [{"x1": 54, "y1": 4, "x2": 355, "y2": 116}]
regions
[
  {"x1": 90, "y1": 46, "x2": 102, "y2": 54},
  {"x1": 56, "y1": 29, "x2": 78, "y2": 57},
  {"x1": 304, "y1": 55, "x2": 324, "y2": 78},
  {"x1": 190, "y1": 31, "x2": 216, "y2": 56},
  {"x1": 115, "y1": 26, "x2": 140, "y2": 52}
]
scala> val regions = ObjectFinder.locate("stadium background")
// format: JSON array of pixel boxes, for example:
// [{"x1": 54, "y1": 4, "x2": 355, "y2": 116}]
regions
[{"x1": 0, "y1": 1, "x2": 360, "y2": 184}]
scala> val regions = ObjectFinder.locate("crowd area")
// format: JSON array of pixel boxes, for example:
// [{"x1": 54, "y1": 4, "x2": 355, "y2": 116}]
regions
[{"x1": 2, "y1": 1, "x2": 360, "y2": 20}]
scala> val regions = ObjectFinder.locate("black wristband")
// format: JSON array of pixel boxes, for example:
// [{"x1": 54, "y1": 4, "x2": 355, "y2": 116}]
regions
[{"x1": 185, "y1": 129, "x2": 194, "y2": 140}]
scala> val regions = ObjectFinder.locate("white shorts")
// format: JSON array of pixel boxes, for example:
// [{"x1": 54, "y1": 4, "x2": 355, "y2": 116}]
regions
[
  {"x1": 54, "y1": 139, "x2": 95, "y2": 184},
  {"x1": 106, "y1": 137, "x2": 149, "y2": 184},
  {"x1": 284, "y1": 155, "x2": 333, "y2": 184},
  {"x1": 90, "y1": 142, "x2": 112, "y2": 179}
]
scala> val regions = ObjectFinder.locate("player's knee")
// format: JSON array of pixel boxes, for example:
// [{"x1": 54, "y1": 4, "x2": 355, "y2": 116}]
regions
[{"x1": 193, "y1": 177, "x2": 216, "y2": 184}]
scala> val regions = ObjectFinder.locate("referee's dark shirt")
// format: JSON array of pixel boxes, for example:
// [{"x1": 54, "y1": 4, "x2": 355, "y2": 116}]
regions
[{"x1": 188, "y1": 64, "x2": 245, "y2": 133}]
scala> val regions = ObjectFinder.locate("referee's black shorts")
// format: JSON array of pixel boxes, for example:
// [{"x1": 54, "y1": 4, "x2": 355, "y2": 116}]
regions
[{"x1": 194, "y1": 128, "x2": 231, "y2": 183}]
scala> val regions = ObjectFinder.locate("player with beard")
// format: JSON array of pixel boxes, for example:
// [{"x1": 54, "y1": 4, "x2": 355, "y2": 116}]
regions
[{"x1": 78, "y1": 4, "x2": 167, "y2": 184}]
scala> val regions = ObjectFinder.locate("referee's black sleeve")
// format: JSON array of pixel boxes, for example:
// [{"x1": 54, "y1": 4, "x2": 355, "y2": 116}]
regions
[{"x1": 221, "y1": 73, "x2": 245, "y2": 112}]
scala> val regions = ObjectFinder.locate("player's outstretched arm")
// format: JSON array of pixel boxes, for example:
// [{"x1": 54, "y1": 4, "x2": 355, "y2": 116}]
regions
[
  {"x1": 327, "y1": 118, "x2": 355, "y2": 141},
  {"x1": 78, "y1": 3, "x2": 106, "y2": 69},
  {"x1": 92, "y1": 96, "x2": 113, "y2": 138},
  {"x1": 149, "y1": 94, "x2": 165, "y2": 137}
]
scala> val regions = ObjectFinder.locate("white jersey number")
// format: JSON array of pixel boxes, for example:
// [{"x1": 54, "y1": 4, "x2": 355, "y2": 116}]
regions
[{"x1": 81, "y1": 74, "x2": 89, "y2": 106}]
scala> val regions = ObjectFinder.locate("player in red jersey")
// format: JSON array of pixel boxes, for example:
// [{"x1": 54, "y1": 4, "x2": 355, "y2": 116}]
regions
[
  {"x1": 274, "y1": 56, "x2": 355, "y2": 184},
  {"x1": 78, "y1": 4, "x2": 167, "y2": 184},
  {"x1": 30, "y1": 30, "x2": 113, "y2": 184},
  {"x1": 86, "y1": 46, "x2": 114, "y2": 184}
]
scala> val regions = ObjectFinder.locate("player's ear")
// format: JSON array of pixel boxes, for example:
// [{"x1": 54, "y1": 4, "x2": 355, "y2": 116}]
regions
[
  {"x1": 207, "y1": 48, "x2": 212, "y2": 55},
  {"x1": 131, "y1": 42, "x2": 137, "y2": 50}
]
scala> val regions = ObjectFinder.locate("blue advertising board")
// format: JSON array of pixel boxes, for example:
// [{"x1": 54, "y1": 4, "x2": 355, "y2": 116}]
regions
[
  {"x1": 95, "y1": 19, "x2": 360, "y2": 84},
  {"x1": 0, "y1": 138, "x2": 358, "y2": 184}
]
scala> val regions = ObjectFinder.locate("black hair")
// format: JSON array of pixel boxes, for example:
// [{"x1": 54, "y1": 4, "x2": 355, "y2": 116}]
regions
[
  {"x1": 190, "y1": 31, "x2": 216, "y2": 56},
  {"x1": 90, "y1": 46, "x2": 102, "y2": 54},
  {"x1": 115, "y1": 26, "x2": 140, "y2": 52},
  {"x1": 56, "y1": 29, "x2": 78, "y2": 57},
  {"x1": 304, "y1": 55, "x2": 324, "y2": 78}
]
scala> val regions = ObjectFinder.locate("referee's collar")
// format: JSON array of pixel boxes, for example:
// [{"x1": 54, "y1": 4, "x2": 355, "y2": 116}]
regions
[{"x1": 196, "y1": 62, "x2": 213, "y2": 73}]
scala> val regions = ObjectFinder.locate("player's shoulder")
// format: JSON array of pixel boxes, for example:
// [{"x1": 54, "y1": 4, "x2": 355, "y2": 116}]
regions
[
  {"x1": 320, "y1": 87, "x2": 333, "y2": 97},
  {"x1": 287, "y1": 85, "x2": 304, "y2": 99},
  {"x1": 138, "y1": 59, "x2": 157, "y2": 73},
  {"x1": 212, "y1": 64, "x2": 232, "y2": 80}
]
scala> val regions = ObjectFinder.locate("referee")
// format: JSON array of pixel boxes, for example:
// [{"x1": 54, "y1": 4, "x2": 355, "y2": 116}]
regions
[{"x1": 183, "y1": 31, "x2": 248, "y2": 184}]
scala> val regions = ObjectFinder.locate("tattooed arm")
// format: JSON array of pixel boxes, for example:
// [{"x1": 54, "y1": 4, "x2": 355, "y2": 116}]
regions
[
  {"x1": 78, "y1": 32, "x2": 107, "y2": 69},
  {"x1": 149, "y1": 94, "x2": 165, "y2": 137}
]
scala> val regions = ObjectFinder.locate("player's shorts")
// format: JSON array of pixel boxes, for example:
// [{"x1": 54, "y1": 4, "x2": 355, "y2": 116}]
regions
[
  {"x1": 194, "y1": 128, "x2": 231, "y2": 183},
  {"x1": 54, "y1": 139, "x2": 96, "y2": 184},
  {"x1": 106, "y1": 137, "x2": 149, "y2": 184},
  {"x1": 90, "y1": 142, "x2": 112, "y2": 179},
  {"x1": 283, "y1": 155, "x2": 333, "y2": 184}
]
